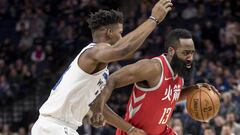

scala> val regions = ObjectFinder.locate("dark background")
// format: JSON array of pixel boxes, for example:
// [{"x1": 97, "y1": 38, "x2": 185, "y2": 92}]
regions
[{"x1": 0, "y1": 0, "x2": 240, "y2": 134}]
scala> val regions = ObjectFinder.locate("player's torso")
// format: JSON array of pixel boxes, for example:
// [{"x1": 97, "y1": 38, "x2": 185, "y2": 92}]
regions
[
  {"x1": 124, "y1": 54, "x2": 183, "y2": 135},
  {"x1": 39, "y1": 43, "x2": 109, "y2": 126}
]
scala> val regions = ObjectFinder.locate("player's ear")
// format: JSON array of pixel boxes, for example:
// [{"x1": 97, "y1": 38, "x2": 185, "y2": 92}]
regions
[
  {"x1": 106, "y1": 28, "x2": 113, "y2": 39},
  {"x1": 168, "y1": 47, "x2": 175, "y2": 57}
]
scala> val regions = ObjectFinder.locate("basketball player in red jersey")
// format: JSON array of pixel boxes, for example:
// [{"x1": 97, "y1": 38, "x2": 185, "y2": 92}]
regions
[{"x1": 90, "y1": 29, "x2": 220, "y2": 135}]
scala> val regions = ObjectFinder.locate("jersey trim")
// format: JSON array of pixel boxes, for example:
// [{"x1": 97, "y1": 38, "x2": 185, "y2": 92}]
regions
[
  {"x1": 182, "y1": 78, "x2": 184, "y2": 86},
  {"x1": 134, "y1": 57, "x2": 163, "y2": 92},
  {"x1": 162, "y1": 55, "x2": 174, "y2": 77}
]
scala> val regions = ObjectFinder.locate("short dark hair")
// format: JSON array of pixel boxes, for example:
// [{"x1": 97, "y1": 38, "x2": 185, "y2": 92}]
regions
[
  {"x1": 165, "y1": 29, "x2": 192, "y2": 50},
  {"x1": 87, "y1": 9, "x2": 124, "y2": 32}
]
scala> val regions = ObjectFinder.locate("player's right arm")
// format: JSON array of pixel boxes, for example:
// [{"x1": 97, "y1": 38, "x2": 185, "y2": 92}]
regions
[
  {"x1": 90, "y1": 59, "x2": 162, "y2": 116},
  {"x1": 90, "y1": 59, "x2": 162, "y2": 133},
  {"x1": 86, "y1": 0, "x2": 172, "y2": 63},
  {"x1": 178, "y1": 83, "x2": 221, "y2": 102}
]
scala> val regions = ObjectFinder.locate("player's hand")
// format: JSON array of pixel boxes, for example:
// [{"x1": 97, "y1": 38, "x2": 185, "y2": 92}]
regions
[
  {"x1": 83, "y1": 110, "x2": 105, "y2": 128},
  {"x1": 90, "y1": 115, "x2": 106, "y2": 128},
  {"x1": 128, "y1": 128, "x2": 147, "y2": 135},
  {"x1": 90, "y1": 112, "x2": 105, "y2": 128},
  {"x1": 196, "y1": 83, "x2": 221, "y2": 99},
  {"x1": 151, "y1": 0, "x2": 173, "y2": 23}
]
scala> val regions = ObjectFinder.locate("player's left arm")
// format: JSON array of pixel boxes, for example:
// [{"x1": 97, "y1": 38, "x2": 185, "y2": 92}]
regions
[
  {"x1": 103, "y1": 105, "x2": 146, "y2": 134},
  {"x1": 178, "y1": 83, "x2": 221, "y2": 102},
  {"x1": 177, "y1": 85, "x2": 197, "y2": 102},
  {"x1": 89, "y1": 104, "x2": 146, "y2": 134}
]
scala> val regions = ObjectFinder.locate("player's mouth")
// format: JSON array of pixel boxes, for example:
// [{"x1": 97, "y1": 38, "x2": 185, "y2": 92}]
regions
[{"x1": 186, "y1": 63, "x2": 192, "y2": 69}]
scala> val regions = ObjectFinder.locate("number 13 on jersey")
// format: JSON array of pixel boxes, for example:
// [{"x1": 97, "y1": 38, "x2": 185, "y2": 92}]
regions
[{"x1": 158, "y1": 108, "x2": 172, "y2": 124}]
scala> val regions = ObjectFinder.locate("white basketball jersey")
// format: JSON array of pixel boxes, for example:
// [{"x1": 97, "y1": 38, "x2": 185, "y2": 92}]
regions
[{"x1": 39, "y1": 43, "x2": 109, "y2": 127}]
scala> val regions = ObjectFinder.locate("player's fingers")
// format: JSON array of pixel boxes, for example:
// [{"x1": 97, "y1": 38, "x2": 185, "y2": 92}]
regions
[
  {"x1": 163, "y1": 0, "x2": 172, "y2": 7},
  {"x1": 165, "y1": 6, "x2": 172, "y2": 12},
  {"x1": 101, "y1": 120, "x2": 106, "y2": 126},
  {"x1": 210, "y1": 86, "x2": 221, "y2": 98},
  {"x1": 92, "y1": 113, "x2": 100, "y2": 124},
  {"x1": 164, "y1": 2, "x2": 173, "y2": 9},
  {"x1": 96, "y1": 113, "x2": 100, "y2": 123},
  {"x1": 159, "y1": 0, "x2": 166, "y2": 5},
  {"x1": 196, "y1": 83, "x2": 201, "y2": 89},
  {"x1": 99, "y1": 115, "x2": 104, "y2": 125},
  {"x1": 203, "y1": 119, "x2": 210, "y2": 123},
  {"x1": 199, "y1": 83, "x2": 211, "y2": 90},
  {"x1": 90, "y1": 115, "x2": 96, "y2": 124},
  {"x1": 205, "y1": 84, "x2": 221, "y2": 98}
]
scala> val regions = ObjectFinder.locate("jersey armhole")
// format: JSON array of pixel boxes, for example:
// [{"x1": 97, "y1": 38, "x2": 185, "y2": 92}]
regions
[{"x1": 134, "y1": 57, "x2": 164, "y2": 92}]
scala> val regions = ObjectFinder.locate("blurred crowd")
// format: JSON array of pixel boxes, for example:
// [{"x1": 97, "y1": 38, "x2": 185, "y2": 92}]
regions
[{"x1": 0, "y1": 0, "x2": 240, "y2": 135}]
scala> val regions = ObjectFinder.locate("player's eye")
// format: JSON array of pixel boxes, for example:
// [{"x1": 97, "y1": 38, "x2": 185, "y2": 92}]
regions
[
  {"x1": 182, "y1": 51, "x2": 195, "y2": 56},
  {"x1": 182, "y1": 51, "x2": 188, "y2": 56}
]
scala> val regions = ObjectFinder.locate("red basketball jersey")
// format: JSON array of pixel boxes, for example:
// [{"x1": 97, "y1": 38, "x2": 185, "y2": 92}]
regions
[{"x1": 116, "y1": 54, "x2": 184, "y2": 135}]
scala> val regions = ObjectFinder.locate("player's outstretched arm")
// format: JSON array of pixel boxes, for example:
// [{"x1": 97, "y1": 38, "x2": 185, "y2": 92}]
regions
[
  {"x1": 87, "y1": 0, "x2": 172, "y2": 63},
  {"x1": 90, "y1": 59, "x2": 160, "y2": 117}
]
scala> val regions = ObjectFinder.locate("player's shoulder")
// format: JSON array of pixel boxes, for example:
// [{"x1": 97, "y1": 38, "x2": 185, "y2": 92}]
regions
[
  {"x1": 135, "y1": 59, "x2": 162, "y2": 72},
  {"x1": 84, "y1": 43, "x2": 111, "y2": 56}
]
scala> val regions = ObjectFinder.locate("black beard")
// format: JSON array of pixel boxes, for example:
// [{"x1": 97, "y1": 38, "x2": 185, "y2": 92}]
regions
[{"x1": 170, "y1": 54, "x2": 194, "y2": 80}]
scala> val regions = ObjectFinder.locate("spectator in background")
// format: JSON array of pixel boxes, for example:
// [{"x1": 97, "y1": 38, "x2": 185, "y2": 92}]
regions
[
  {"x1": 214, "y1": 115, "x2": 225, "y2": 135},
  {"x1": 220, "y1": 92, "x2": 237, "y2": 116},
  {"x1": 16, "y1": 15, "x2": 30, "y2": 34},
  {"x1": 18, "y1": 127, "x2": 26, "y2": 135},
  {"x1": 30, "y1": 8, "x2": 45, "y2": 38},
  {"x1": 181, "y1": 3, "x2": 197, "y2": 19},
  {"x1": 0, "y1": 75, "x2": 12, "y2": 105},
  {"x1": 221, "y1": 123, "x2": 235, "y2": 135},
  {"x1": 225, "y1": 21, "x2": 240, "y2": 45},
  {"x1": 19, "y1": 30, "x2": 34, "y2": 51},
  {"x1": 204, "y1": 126, "x2": 216, "y2": 135},
  {"x1": 27, "y1": 123, "x2": 34, "y2": 135},
  {"x1": 173, "y1": 126, "x2": 183, "y2": 135},
  {"x1": 0, "y1": 59, "x2": 6, "y2": 75},
  {"x1": 226, "y1": 112, "x2": 240, "y2": 135},
  {"x1": 1, "y1": 124, "x2": 12, "y2": 135},
  {"x1": 31, "y1": 45, "x2": 46, "y2": 63}
]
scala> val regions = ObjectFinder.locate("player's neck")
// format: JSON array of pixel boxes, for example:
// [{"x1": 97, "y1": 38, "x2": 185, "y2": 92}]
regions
[
  {"x1": 166, "y1": 54, "x2": 177, "y2": 77},
  {"x1": 165, "y1": 54, "x2": 172, "y2": 65},
  {"x1": 92, "y1": 32, "x2": 111, "y2": 44}
]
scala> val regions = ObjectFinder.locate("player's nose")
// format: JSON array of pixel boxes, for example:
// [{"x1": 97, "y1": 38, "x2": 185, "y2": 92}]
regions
[{"x1": 186, "y1": 54, "x2": 193, "y2": 62}]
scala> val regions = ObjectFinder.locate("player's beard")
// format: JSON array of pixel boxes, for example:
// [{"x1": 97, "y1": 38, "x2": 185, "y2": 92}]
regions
[{"x1": 170, "y1": 54, "x2": 194, "y2": 79}]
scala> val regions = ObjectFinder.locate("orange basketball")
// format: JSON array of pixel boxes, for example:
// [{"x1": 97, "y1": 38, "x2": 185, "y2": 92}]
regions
[{"x1": 186, "y1": 86, "x2": 220, "y2": 122}]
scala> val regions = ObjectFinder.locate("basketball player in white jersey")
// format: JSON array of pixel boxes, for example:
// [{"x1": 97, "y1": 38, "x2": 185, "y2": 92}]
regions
[{"x1": 31, "y1": 0, "x2": 173, "y2": 134}]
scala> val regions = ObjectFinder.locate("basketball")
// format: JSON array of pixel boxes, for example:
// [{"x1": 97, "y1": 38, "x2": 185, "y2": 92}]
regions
[{"x1": 186, "y1": 86, "x2": 220, "y2": 122}]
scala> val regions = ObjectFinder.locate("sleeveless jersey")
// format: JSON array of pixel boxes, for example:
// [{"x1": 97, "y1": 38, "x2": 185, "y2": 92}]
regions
[
  {"x1": 116, "y1": 54, "x2": 183, "y2": 135},
  {"x1": 39, "y1": 43, "x2": 109, "y2": 127}
]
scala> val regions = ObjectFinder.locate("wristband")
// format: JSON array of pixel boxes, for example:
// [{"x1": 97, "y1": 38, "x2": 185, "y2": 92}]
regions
[{"x1": 149, "y1": 16, "x2": 160, "y2": 24}]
